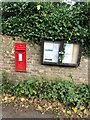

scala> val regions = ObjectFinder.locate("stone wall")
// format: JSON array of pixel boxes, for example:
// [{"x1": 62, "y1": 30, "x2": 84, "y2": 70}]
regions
[{"x1": 0, "y1": 35, "x2": 89, "y2": 84}]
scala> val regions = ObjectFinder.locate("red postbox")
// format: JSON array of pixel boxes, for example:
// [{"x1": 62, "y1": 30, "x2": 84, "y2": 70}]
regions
[{"x1": 15, "y1": 43, "x2": 26, "y2": 72}]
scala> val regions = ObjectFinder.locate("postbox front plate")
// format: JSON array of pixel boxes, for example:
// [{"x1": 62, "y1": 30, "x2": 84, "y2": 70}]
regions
[{"x1": 15, "y1": 43, "x2": 26, "y2": 72}]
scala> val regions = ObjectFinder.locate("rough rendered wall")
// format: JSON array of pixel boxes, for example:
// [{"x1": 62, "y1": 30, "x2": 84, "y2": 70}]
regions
[{"x1": 0, "y1": 35, "x2": 89, "y2": 84}]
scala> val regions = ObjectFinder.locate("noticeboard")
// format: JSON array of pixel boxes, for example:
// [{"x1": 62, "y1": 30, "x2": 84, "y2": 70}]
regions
[{"x1": 41, "y1": 40, "x2": 81, "y2": 67}]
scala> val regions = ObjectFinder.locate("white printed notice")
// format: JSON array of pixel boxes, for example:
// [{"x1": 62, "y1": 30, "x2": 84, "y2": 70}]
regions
[
  {"x1": 52, "y1": 43, "x2": 60, "y2": 63},
  {"x1": 43, "y1": 41, "x2": 53, "y2": 62},
  {"x1": 62, "y1": 44, "x2": 73, "y2": 63},
  {"x1": 43, "y1": 41, "x2": 60, "y2": 63},
  {"x1": 19, "y1": 54, "x2": 22, "y2": 61}
]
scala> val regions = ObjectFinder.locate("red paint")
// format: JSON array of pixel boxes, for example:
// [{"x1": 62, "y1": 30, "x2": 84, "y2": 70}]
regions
[{"x1": 15, "y1": 43, "x2": 26, "y2": 72}]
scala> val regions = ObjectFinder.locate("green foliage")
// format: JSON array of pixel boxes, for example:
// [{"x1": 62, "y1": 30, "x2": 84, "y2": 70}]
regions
[
  {"x1": 2, "y1": 73, "x2": 90, "y2": 108},
  {"x1": 1, "y1": 2, "x2": 90, "y2": 55},
  {"x1": 1, "y1": 72, "x2": 15, "y2": 94},
  {"x1": 14, "y1": 78, "x2": 37, "y2": 98},
  {"x1": 75, "y1": 84, "x2": 90, "y2": 107}
]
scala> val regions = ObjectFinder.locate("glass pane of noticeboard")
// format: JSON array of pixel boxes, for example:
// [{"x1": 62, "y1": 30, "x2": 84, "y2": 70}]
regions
[
  {"x1": 43, "y1": 41, "x2": 60, "y2": 63},
  {"x1": 42, "y1": 40, "x2": 81, "y2": 66},
  {"x1": 62, "y1": 43, "x2": 80, "y2": 64}
]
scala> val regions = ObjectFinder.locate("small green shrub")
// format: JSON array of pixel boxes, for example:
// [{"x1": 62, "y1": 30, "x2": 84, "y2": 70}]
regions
[
  {"x1": 2, "y1": 72, "x2": 15, "y2": 94},
  {"x1": 14, "y1": 78, "x2": 37, "y2": 98},
  {"x1": 75, "y1": 84, "x2": 90, "y2": 108},
  {"x1": 2, "y1": 73, "x2": 90, "y2": 108}
]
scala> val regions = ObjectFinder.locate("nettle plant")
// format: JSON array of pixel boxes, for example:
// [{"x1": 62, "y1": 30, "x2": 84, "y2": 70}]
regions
[{"x1": 1, "y1": 2, "x2": 90, "y2": 55}]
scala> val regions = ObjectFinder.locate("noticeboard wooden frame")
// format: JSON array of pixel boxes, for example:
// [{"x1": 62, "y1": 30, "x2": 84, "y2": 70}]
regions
[{"x1": 41, "y1": 39, "x2": 82, "y2": 67}]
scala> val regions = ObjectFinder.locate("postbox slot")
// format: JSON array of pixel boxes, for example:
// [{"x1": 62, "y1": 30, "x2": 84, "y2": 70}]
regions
[
  {"x1": 15, "y1": 48, "x2": 26, "y2": 50},
  {"x1": 15, "y1": 47, "x2": 26, "y2": 50},
  {"x1": 15, "y1": 43, "x2": 26, "y2": 50}
]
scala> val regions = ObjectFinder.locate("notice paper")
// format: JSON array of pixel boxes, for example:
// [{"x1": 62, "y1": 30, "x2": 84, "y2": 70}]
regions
[
  {"x1": 62, "y1": 44, "x2": 73, "y2": 63},
  {"x1": 19, "y1": 54, "x2": 22, "y2": 61},
  {"x1": 52, "y1": 43, "x2": 60, "y2": 63},
  {"x1": 43, "y1": 41, "x2": 60, "y2": 63},
  {"x1": 43, "y1": 41, "x2": 54, "y2": 62}
]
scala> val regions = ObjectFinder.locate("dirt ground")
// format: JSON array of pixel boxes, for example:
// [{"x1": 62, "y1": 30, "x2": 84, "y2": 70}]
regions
[
  {"x1": 2, "y1": 104, "x2": 90, "y2": 120},
  {"x1": 2, "y1": 103, "x2": 54, "y2": 119}
]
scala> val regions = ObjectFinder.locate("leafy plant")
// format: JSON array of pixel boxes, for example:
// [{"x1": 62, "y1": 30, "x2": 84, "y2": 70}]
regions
[
  {"x1": 2, "y1": 72, "x2": 15, "y2": 94},
  {"x1": 1, "y1": 2, "x2": 90, "y2": 55},
  {"x1": 13, "y1": 77, "x2": 37, "y2": 98},
  {"x1": 1, "y1": 72, "x2": 90, "y2": 109}
]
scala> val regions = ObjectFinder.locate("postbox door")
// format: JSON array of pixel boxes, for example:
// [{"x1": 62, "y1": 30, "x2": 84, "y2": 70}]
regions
[{"x1": 15, "y1": 51, "x2": 26, "y2": 72}]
